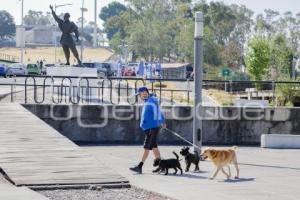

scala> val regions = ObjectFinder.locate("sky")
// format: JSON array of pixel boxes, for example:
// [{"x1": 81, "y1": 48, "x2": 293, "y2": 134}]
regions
[
  {"x1": 209, "y1": 0, "x2": 300, "y2": 15},
  {"x1": 1, "y1": 0, "x2": 300, "y2": 27},
  {"x1": 0, "y1": 0, "x2": 125, "y2": 28}
]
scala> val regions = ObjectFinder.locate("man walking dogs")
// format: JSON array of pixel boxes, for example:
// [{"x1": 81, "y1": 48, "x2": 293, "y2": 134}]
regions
[
  {"x1": 50, "y1": 5, "x2": 82, "y2": 66},
  {"x1": 130, "y1": 86, "x2": 166, "y2": 174}
]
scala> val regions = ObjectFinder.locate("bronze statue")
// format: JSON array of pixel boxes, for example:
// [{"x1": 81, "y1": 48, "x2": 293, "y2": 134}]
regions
[{"x1": 50, "y1": 5, "x2": 82, "y2": 66}]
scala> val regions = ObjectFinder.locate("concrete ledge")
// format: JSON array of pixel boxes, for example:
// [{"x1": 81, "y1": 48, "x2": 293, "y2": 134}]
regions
[
  {"x1": 261, "y1": 134, "x2": 300, "y2": 149},
  {"x1": 23, "y1": 104, "x2": 300, "y2": 145},
  {"x1": 234, "y1": 99, "x2": 268, "y2": 107},
  {"x1": 29, "y1": 183, "x2": 131, "y2": 191}
]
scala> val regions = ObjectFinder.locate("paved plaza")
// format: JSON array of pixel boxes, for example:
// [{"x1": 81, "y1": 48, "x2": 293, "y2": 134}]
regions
[
  {"x1": 0, "y1": 184, "x2": 48, "y2": 200},
  {"x1": 84, "y1": 145, "x2": 300, "y2": 200}
]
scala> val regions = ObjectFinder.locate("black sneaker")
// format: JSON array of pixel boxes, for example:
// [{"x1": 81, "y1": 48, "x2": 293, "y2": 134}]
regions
[{"x1": 129, "y1": 165, "x2": 142, "y2": 174}]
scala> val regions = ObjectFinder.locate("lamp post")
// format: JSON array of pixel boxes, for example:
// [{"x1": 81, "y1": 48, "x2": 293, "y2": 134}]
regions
[
  {"x1": 54, "y1": 3, "x2": 72, "y2": 66},
  {"x1": 93, "y1": 0, "x2": 97, "y2": 48},
  {"x1": 193, "y1": 12, "x2": 204, "y2": 155},
  {"x1": 294, "y1": 58, "x2": 300, "y2": 80},
  {"x1": 21, "y1": 0, "x2": 23, "y2": 26},
  {"x1": 20, "y1": 0, "x2": 24, "y2": 64},
  {"x1": 81, "y1": 0, "x2": 88, "y2": 61}
]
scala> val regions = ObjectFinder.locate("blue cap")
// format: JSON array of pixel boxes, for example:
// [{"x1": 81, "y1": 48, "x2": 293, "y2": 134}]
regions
[{"x1": 135, "y1": 86, "x2": 149, "y2": 96}]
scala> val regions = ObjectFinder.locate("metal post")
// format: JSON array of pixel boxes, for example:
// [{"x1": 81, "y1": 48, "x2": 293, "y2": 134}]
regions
[
  {"x1": 294, "y1": 58, "x2": 300, "y2": 80},
  {"x1": 225, "y1": 77, "x2": 227, "y2": 92},
  {"x1": 10, "y1": 84, "x2": 13, "y2": 102},
  {"x1": 193, "y1": 12, "x2": 204, "y2": 155},
  {"x1": 13, "y1": 76, "x2": 17, "y2": 102},
  {"x1": 80, "y1": 0, "x2": 85, "y2": 61},
  {"x1": 272, "y1": 80, "x2": 275, "y2": 102},
  {"x1": 21, "y1": 0, "x2": 24, "y2": 64},
  {"x1": 93, "y1": 0, "x2": 97, "y2": 48},
  {"x1": 54, "y1": 5, "x2": 57, "y2": 66},
  {"x1": 124, "y1": 45, "x2": 128, "y2": 64},
  {"x1": 21, "y1": 0, "x2": 24, "y2": 29}
]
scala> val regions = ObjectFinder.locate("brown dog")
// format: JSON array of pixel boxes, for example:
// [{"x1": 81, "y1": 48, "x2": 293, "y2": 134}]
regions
[{"x1": 201, "y1": 146, "x2": 239, "y2": 180}]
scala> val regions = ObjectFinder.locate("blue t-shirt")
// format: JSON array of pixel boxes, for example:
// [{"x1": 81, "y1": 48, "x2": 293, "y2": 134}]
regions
[{"x1": 140, "y1": 95, "x2": 165, "y2": 131}]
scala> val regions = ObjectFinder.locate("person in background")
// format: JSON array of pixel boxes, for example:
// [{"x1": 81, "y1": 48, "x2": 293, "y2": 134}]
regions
[{"x1": 39, "y1": 60, "x2": 43, "y2": 69}]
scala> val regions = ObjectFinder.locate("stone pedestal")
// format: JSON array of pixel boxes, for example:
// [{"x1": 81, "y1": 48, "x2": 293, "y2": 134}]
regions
[{"x1": 46, "y1": 66, "x2": 97, "y2": 77}]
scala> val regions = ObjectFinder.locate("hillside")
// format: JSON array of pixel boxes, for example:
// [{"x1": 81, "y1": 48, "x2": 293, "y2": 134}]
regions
[{"x1": 0, "y1": 47, "x2": 114, "y2": 64}]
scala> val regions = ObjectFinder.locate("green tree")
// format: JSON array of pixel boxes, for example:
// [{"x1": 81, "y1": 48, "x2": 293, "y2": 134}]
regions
[
  {"x1": 227, "y1": 4, "x2": 253, "y2": 69},
  {"x1": 99, "y1": 1, "x2": 127, "y2": 22},
  {"x1": 100, "y1": 1, "x2": 128, "y2": 40},
  {"x1": 104, "y1": 11, "x2": 131, "y2": 40},
  {"x1": 109, "y1": 32, "x2": 123, "y2": 53},
  {"x1": 269, "y1": 34, "x2": 294, "y2": 80},
  {"x1": 203, "y1": 27, "x2": 221, "y2": 66},
  {"x1": 272, "y1": 12, "x2": 300, "y2": 57},
  {"x1": 24, "y1": 10, "x2": 51, "y2": 26},
  {"x1": 221, "y1": 41, "x2": 242, "y2": 69},
  {"x1": 0, "y1": 10, "x2": 15, "y2": 39},
  {"x1": 254, "y1": 10, "x2": 300, "y2": 68},
  {"x1": 175, "y1": 20, "x2": 194, "y2": 62},
  {"x1": 255, "y1": 9, "x2": 280, "y2": 37},
  {"x1": 245, "y1": 36, "x2": 271, "y2": 81},
  {"x1": 204, "y1": 2, "x2": 237, "y2": 45},
  {"x1": 173, "y1": 2, "x2": 194, "y2": 62},
  {"x1": 126, "y1": 0, "x2": 175, "y2": 61},
  {"x1": 193, "y1": 2, "x2": 253, "y2": 68},
  {"x1": 275, "y1": 76, "x2": 300, "y2": 106}
]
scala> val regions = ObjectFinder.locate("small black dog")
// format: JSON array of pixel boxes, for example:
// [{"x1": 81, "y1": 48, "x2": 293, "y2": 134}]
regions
[
  {"x1": 153, "y1": 152, "x2": 183, "y2": 175},
  {"x1": 180, "y1": 147, "x2": 200, "y2": 172}
]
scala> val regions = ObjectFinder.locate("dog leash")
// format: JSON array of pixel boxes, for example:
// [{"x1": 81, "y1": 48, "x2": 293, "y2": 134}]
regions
[{"x1": 162, "y1": 127, "x2": 202, "y2": 151}]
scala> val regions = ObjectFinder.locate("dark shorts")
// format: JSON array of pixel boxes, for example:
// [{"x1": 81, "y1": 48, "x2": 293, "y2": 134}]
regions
[{"x1": 143, "y1": 127, "x2": 160, "y2": 150}]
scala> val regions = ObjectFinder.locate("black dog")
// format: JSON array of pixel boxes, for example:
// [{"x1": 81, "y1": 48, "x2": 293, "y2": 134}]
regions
[
  {"x1": 153, "y1": 152, "x2": 183, "y2": 175},
  {"x1": 180, "y1": 147, "x2": 200, "y2": 172}
]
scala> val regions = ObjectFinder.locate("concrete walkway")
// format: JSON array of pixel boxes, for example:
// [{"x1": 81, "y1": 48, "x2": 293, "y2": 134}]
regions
[
  {"x1": 0, "y1": 104, "x2": 127, "y2": 187},
  {"x1": 0, "y1": 184, "x2": 48, "y2": 200},
  {"x1": 84, "y1": 145, "x2": 300, "y2": 200}
]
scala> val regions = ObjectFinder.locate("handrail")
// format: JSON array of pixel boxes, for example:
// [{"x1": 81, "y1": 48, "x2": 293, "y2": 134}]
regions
[
  {"x1": 3, "y1": 76, "x2": 299, "y2": 105},
  {"x1": 7, "y1": 74, "x2": 300, "y2": 84}
]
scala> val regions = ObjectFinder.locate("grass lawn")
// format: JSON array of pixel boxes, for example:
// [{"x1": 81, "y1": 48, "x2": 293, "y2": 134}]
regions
[
  {"x1": 206, "y1": 89, "x2": 236, "y2": 106},
  {"x1": 0, "y1": 47, "x2": 113, "y2": 64}
]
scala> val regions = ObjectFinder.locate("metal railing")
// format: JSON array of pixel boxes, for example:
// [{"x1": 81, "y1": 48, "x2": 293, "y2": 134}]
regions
[
  {"x1": 202, "y1": 80, "x2": 300, "y2": 106},
  {"x1": 1, "y1": 75, "x2": 300, "y2": 106},
  {"x1": 0, "y1": 53, "x2": 19, "y2": 63},
  {"x1": 0, "y1": 75, "x2": 192, "y2": 105}
]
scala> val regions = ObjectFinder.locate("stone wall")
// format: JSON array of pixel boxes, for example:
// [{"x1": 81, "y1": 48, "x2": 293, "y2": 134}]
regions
[{"x1": 23, "y1": 104, "x2": 300, "y2": 145}]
